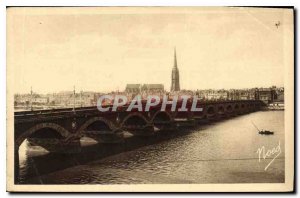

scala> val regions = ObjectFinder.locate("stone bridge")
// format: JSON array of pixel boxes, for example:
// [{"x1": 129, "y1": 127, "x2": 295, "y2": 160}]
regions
[
  {"x1": 14, "y1": 100, "x2": 264, "y2": 151},
  {"x1": 13, "y1": 99, "x2": 264, "y2": 182}
]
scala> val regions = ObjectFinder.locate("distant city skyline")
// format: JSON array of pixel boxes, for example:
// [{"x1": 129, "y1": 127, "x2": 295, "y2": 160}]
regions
[
  {"x1": 14, "y1": 85, "x2": 284, "y2": 95},
  {"x1": 8, "y1": 7, "x2": 285, "y2": 94}
]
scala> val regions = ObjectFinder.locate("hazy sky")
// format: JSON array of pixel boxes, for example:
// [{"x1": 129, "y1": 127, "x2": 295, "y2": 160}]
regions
[{"x1": 7, "y1": 7, "x2": 288, "y2": 94}]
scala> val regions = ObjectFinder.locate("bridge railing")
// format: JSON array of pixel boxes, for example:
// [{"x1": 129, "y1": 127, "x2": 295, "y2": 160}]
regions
[
  {"x1": 14, "y1": 106, "x2": 100, "y2": 116},
  {"x1": 14, "y1": 99, "x2": 262, "y2": 117}
]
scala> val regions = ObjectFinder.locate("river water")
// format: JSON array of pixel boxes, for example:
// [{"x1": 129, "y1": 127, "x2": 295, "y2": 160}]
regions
[{"x1": 18, "y1": 111, "x2": 284, "y2": 184}]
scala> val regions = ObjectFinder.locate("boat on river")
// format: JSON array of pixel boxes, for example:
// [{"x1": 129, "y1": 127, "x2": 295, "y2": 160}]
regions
[
  {"x1": 258, "y1": 130, "x2": 274, "y2": 135},
  {"x1": 251, "y1": 121, "x2": 274, "y2": 135}
]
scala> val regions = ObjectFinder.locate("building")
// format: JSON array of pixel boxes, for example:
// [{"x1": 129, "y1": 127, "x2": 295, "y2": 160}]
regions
[
  {"x1": 141, "y1": 84, "x2": 164, "y2": 93},
  {"x1": 32, "y1": 97, "x2": 49, "y2": 104},
  {"x1": 202, "y1": 90, "x2": 228, "y2": 100},
  {"x1": 170, "y1": 48, "x2": 180, "y2": 92},
  {"x1": 255, "y1": 87, "x2": 277, "y2": 104},
  {"x1": 275, "y1": 87, "x2": 284, "y2": 102},
  {"x1": 239, "y1": 89, "x2": 256, "y2": 100},
  {"x1": 125, "y1": 84, "x2": 142, "y2": 94},
  {"x1": 228, "y1": 90, "x2": 240, "y2": 100},
  {"x1": 125, "y1": 84, "x2": 164, "y2": 94}
]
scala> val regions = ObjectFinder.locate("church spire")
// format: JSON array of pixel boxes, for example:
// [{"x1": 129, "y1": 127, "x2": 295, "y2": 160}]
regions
[
  {"x1": 171, "y1": 47, "x2": 180, "y2": 92},
  {"x1": 174, "y1": 47, "x2": 177, "y2": 69}
]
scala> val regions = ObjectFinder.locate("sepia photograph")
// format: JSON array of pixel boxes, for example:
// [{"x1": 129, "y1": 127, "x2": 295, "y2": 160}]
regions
[{"x1": 6, "y1": 6, "x2": 294, "y2": 192}]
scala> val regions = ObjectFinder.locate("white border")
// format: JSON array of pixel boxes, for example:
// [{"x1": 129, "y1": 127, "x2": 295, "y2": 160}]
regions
[{"x1": 1, "y1": 0, "x2": 298, "y2": 196}]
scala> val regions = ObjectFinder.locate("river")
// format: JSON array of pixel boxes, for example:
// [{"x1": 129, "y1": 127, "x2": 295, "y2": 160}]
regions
[{"x1": 18, "y1": 111, "x2": 284, "y2": 184}]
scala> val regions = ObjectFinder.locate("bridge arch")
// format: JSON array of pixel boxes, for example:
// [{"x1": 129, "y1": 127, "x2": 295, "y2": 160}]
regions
[
  {"x1": 207, "y1": 105, "x2": 216, "y2": 116},
  {"x1": 234, "y1": 103, "x2": 240, "y2": 110},
  {"x1": 77, "y1": 117, "x2": 118, "y2": 135},
  {"x1": 240, "y1": 103, "x2": 247, "y2": 113},
  {"x1": 226, "y1": 104, "x2": 233, "y2": 113},
  {"x1": 151, "y1": 111, "x2": 173, "y2": 123},
  {"x1": 121, "y1": 112, "x2": 149, "y2": 127},
  {"x1": 246, "y1": 103, "x2": 251, "y2": 111},
  {"x1": 217, "y1": 105, "x2": 225, "y2": 114},
  {"x1": 249, "y1": 103, "x2": 255, "y2": 111},
  {"x1": 16, "y1": 123, "x2": 70, "y2": 147}
]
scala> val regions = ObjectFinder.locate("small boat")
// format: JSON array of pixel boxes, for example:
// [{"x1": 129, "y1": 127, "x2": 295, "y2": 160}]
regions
[
  {"x1": 258, "y1": 130, "x2": 274, "y2": 135},
  {"x1": 251, "y1": 121, "x2": 274, "y2": 135}
]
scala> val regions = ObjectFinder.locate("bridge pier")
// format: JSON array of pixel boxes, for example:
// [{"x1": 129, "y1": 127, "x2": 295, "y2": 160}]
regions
[
  {"x1": 83, "y1": 130, "x2": 124, "y2": 143},
  {"x1": 124, "y1": 125, "x2": 154, "y2": 136},
  {"x1": 174, "y1": 118, "x2": 196, "y2": 128},
  {"x1": 14, "y1": 146, "x2": 19, "y2": 184},
  {"x1": 195, "y1": 116, "x2": 210, "y2": 124},
  {"x1": 27, "y1": 138, "x2": 82, "y2": 153},
  {"x1": 153, "y1": 121, "x2": 176, "y2": 132},
  {"x1": 216, "y1": 113, "x2": 226, "y2": 120}
]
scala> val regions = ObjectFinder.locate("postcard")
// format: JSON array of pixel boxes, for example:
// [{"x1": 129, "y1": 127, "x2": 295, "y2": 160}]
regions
[{"x1": 6, "y1": 7, "x2": 294, "y2": 192}]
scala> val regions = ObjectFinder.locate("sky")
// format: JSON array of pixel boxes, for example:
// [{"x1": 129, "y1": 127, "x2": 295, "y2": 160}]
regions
[{"x1": 7, "y1": 7, "x2": 289, "y2": 94}]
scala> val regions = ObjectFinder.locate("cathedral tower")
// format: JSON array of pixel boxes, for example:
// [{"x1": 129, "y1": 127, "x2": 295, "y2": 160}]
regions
[{"x1": 171, "y1": 48, "x2": 180, "y2": 92}]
